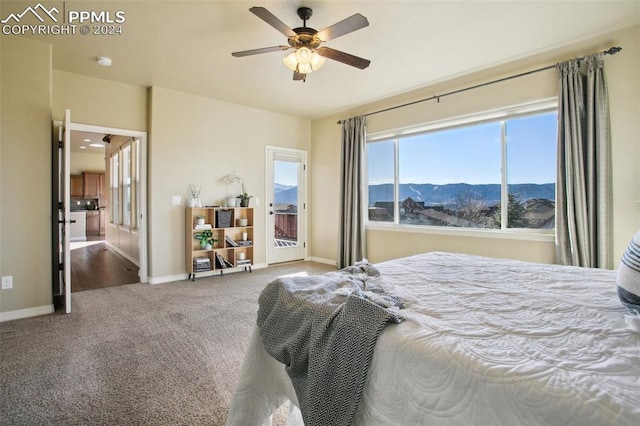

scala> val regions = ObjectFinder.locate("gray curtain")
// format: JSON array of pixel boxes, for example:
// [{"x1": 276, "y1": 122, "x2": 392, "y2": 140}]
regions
[
  {"x1": 338, "y1": 116, "x2": 366, "y2": 269},
  {"x1": 555, "y1": 54, "x2": 612, "y2": 268}
]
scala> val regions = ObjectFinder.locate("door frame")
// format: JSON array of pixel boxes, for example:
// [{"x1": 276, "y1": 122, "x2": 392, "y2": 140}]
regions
[
  {"x1": 265, "y1": 146, "x2": 308, "y2": 265},
  {"x1": 62, "y1": 117, "x2": 148, "y2": 284}
]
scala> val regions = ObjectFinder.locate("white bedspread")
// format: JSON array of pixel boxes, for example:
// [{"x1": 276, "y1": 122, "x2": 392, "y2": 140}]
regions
[{"x1": 228, "y1": 252, "x2": 640, "y2": 425}]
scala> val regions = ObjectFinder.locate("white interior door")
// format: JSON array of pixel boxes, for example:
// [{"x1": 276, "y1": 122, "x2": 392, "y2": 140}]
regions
[
  {"x1": 53, "y1": 110, "x2": 72, "y2": 313},
  {"x1": 266, "y1": 147, "x2": 307, "y2": 264},
  {"x1": 63, "y1": 111, "x2": 72, "y2": 312}
]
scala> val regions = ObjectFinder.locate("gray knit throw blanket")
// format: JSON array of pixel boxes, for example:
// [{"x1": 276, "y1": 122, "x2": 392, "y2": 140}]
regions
[{"x1": 257, "y1": 262, "x2": 404, "y2": 426}]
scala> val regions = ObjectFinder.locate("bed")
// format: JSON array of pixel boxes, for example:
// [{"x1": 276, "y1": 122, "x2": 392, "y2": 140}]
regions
[{"x1": 227, "y1": 252, "x2": 640, "y2": 425}]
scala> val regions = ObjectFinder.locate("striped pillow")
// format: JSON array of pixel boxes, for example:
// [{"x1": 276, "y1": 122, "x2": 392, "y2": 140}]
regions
[{"x1": 617, "y1": 230, "x2": 640, "y2": 314}]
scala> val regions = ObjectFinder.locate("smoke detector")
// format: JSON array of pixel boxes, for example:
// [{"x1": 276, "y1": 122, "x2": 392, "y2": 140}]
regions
[{"x1": 96, "y1": 56, "x2": 112, "y2": 67}]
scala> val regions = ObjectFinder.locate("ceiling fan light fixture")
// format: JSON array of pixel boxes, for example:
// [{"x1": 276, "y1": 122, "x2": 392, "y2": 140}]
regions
[
  {"x1": 234, "y1": 6, "x2": 370, "y2": 81},
  {"x1": 283, "y1": 48, "x2": 326, "y2": 73},
  {"x1": 310, "y1": 52, "x2": 326, "y2": 70},
  {"x1": 295, "y1": 47, "x2": 313, "y2": 64},
  {"x1": 283, "y1": 52, "x2": 298, "y2": 71}
]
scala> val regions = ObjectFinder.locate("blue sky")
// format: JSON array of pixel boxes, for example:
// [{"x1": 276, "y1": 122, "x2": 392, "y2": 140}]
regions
[
  {"x1": 368, "y1": 112, "x2": 557, "y2": 185},
  {"x1": 274, "y1": 160, "x2": 299, "y2": 186}
]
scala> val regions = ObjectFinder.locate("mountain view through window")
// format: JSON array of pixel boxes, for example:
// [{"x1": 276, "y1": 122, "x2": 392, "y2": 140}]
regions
[{"x1": 367, "y1": 110, "x2": 557, "y2": 229}]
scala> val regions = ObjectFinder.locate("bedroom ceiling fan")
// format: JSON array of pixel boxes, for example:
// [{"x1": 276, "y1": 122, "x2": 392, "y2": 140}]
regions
[{"x1": 231, "y1": 6, "x2": 371, "y2": 82}]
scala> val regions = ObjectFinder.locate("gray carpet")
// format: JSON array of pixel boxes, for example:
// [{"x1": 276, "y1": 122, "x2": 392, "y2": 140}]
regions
[{"x1": 0, "y1": 261, "x2": 336, "y2": 425}]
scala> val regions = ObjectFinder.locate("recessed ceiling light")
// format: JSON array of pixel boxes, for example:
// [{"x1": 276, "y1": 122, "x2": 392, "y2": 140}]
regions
[
  {"x1": 89, "y1": 143, "x2": 104, "y2": 148},
  {"x1": 80, "y1": 146, "x2": 87, "y2": 149},
  {"x1": 83, "y1": 138, "x2": 91, "y2": 142},
  {"x1": 97, "y1": 56, "x2": 112, "y2": 67}
]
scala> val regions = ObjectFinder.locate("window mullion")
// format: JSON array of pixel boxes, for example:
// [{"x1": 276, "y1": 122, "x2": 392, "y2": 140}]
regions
[
  {"x1": 500, "y1": 121, "x2": 508, "y2": 229},
  {"x1": 394, "y1": 138, "x2": 400, "y2": 224}
]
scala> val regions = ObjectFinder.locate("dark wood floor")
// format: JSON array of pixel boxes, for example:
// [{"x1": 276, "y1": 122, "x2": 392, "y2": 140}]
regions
[{"x1": 70, "y1": 239, "x2": 140, "y2": 292}]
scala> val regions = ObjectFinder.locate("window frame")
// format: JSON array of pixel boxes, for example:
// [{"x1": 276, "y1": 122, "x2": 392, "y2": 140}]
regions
[
  {"x1": 365, "y1": 98, "x2": 557, "y2": 240},
  {"x1": 109, "y1": 138, "x2": 139, "y2": 230}
]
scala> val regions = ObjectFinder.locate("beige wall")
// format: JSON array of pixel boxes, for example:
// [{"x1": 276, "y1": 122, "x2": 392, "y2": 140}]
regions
[
  {"x1": 310, "y1": 24, "x2": 640, "y2": 267},
  {"x1": 52, "y1": 70, "x2": 147, "y2": 131},
  {"x1": 0, "y1": 36, "x2": 52, "y2": 314},
  {"x1": 147, "y1": 86, "x2": 311, "y2": 280},
  {"x1": 70, "y1": 152, "x2": 105, "y2": 175}
]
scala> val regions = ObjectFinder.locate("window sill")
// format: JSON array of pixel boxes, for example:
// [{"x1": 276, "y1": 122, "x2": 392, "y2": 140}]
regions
[{"x1": 366, "y1": 222, "x2": 555, "y2": 242}]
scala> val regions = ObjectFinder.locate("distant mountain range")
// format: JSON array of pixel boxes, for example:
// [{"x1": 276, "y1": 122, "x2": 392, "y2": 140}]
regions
[
  {"x1": 274, "y1": 184, "x2": 298, "y2": 205},
  {"x1": 274, "y1": 182, "x2": 554, "y2": 207},
  {"x1": 369, "y1": 183, "x2": 555, "y2": 207}
]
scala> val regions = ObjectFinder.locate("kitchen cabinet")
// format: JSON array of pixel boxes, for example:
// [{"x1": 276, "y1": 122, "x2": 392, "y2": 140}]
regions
[
  {"x1": 83, "y1": 172, "x2": 101, "y2": 198},
  {"x1": 86, "y1": 210, "x2": 100, "y2": 236},
  {"x1": 99, "y1": 208, "x2": 106, "y2": 236},
  {"x1": 69, "y1": 211, "x2": 87, "y2": 242},
  {"x1": 70, "y1": 175, "x2": 83, "y2": 198},
  {"x1": 98, "y1": 173, "x2": 106, "y2": 200}
]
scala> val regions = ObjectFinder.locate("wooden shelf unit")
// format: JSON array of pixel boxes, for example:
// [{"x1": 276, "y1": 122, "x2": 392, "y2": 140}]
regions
[{"x1": 185, "y1": 207, "x2": 254, "y2": 280}]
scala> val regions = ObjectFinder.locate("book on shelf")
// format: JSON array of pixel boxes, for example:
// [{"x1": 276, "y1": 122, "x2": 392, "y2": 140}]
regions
[
  {"x1": 194, "y1": 224, "x2": 212, "y2": 230},
  {"x1": 193, "y1": 257, "x2": 212, "y2": 272},
  {"x1": 237, "y1": 240, "x2": 252, "y2": 247},
  {"x1": 236, "y1": 259, "x2": 251, "y2": 266},
  {"x1": 225, "y1": 236, "x2": 238, "y2": 247},
  {"x1": 215, "y1": 252, "x2": 234, "y2": 269}
]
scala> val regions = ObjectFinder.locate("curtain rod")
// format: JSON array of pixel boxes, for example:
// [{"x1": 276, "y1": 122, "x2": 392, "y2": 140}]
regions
[{"x1": 337, "y1": 46, "x2": 622, "y2": 124}]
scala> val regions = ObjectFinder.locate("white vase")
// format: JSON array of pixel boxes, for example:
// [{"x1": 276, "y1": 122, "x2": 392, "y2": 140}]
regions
[
  {"x1": 227, "y1": 198, "x2": 236, "y2": 207},
  {"x1": 197, "y1": 218, "x2": 205, "y2": 226}
]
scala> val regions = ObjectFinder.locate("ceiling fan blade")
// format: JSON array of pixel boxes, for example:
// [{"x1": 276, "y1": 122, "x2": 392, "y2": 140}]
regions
[
  {"x1": 249, "y1": 6, "x2": 297, "y2": 37},
  {"x1": 317, "y1": 47, "x2": 371, "y2": 70},
  {"x1": 232, "y1": 45, "x2": 291, "y2": 57},
  {"x1": 316, "y1": 13, "x2": 369, "y2": 41},
  {"x1": 293, "y1": 71, "x2": 306, "y2": 81}
]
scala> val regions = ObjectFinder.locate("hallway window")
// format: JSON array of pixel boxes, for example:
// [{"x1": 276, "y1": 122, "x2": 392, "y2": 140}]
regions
[
  {"x1": 122, "y1": 144, "x2": 132, "y2": 227},
  {"x1": 110, "y1": 153, "x2": 119, "y2": 224},
  {"x1": 110, "y1": 138, "x2": 139, "y2": 229}
]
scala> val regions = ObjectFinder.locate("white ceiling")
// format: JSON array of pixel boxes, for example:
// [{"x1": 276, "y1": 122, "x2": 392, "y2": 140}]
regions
[
  {"x1": 70, "y1": 131, "x2": 108, "y2": 153},
  {"x1": 3, "y1": 1, "x2": 639, "y2": 119}
]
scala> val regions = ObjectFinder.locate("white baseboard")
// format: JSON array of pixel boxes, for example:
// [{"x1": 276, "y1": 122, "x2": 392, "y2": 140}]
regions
[
  {"x1": 148, "y1": 263, "x2": 268, "y2": 285},
  {"x1": 0, "y1": 304, "x2": 55, "y2": 322},
  {"x1": 308, "y1": 256, "x2": 337, "y2": 266}
]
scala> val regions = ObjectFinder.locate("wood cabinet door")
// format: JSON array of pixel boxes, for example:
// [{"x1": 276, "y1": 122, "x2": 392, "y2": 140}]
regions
[
  {"x1": 98, "y1": 173, "x2": 106, "y2": 198},
  {"x1": 86, "y1": 211, "x2": 99, "y2": 236},
  {"x1": 83, "y1": 172, "x2": 99, "y2": 198},
  {"x1": 70, "y1": 175, "x2": 84, "y2": 198},
  {"x1": 99, "y1": 209, "x2": 106, "y2": 235}
]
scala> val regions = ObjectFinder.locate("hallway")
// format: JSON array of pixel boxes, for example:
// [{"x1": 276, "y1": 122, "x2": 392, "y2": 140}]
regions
[{"x1": 70, "y1": 239, "x2": 139, "y2": 292}]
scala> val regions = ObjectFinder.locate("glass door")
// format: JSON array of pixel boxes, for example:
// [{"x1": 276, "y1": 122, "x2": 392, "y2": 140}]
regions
[{"x1": 266, "y1": 147, "x2": 307, "y2": 264}]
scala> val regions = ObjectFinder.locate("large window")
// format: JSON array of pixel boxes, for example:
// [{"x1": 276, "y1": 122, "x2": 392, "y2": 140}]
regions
[{"x1": 367, "y1": 102, "x2": 557, "y2": 230}]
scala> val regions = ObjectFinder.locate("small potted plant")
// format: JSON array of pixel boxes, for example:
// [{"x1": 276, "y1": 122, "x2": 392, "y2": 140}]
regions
[
  {"x1": 196, "y1": 215, "x2": 205, "y2": 226},
  {"x1": 194, "y1": 230, "x2": 216, "y2": 250},
  {"x1": 189, "y1": 183, "x2": 202, "y2": 208},
  {"x1": 236, "y1": 192, "x2": 253, "y2": 207},
  {"x1": 222, "y1": 173, "x2": 253, "y2": 207}
]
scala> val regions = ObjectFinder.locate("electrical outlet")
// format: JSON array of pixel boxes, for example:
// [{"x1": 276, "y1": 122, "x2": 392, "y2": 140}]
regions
[{"x1": 1, "y1": 276, "x2": 13, "y2": 290}]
